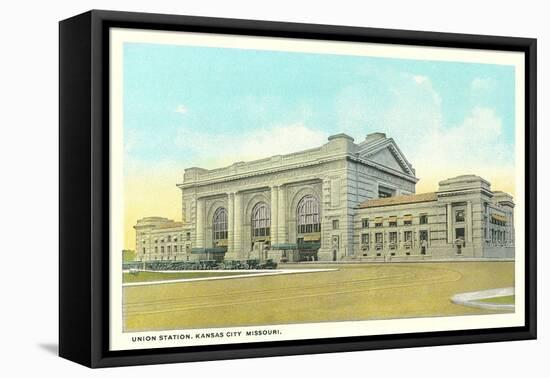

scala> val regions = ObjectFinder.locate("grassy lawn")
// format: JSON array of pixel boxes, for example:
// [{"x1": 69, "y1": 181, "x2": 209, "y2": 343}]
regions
[
  {"x1": 123, "y1": 271, "x2": 257, "y2": 283},
  {"x1": 476, "y1": 295, "x2": 515, "y2": 305},
  {"x1": 124, "y1": 261, "x2": 515, "y2": 331}
]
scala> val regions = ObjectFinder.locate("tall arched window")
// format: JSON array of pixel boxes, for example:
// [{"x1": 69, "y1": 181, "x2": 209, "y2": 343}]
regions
[
  {"x1": 252, "y1": 202, "x2": 270, "y2": 237},
  {"x1": 297, "y1": 195, "x2": 321, "y2": 234},
  {"x1": 213, "y1": 207, "x2": 228, "y2": 241}
]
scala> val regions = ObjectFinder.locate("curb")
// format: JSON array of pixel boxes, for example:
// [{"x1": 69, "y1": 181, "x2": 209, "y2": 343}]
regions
[{"x1": 450, "y1": 287, "x2": 515, "y2": 312}]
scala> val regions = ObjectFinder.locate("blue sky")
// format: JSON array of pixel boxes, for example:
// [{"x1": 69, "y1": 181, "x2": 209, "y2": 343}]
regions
[
  {"x1": 121, "y1": 41, "x2": 516, "y2": 248},
  {"x1": 123, "y1": 41, "x2": 516, "y2": 191}
]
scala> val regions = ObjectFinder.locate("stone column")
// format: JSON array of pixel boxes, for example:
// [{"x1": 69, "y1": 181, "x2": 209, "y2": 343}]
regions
[
  {"x1": 195, "y1": 198, "x2": 205, "y2": 248},
  {"x1": 446, "y1": 203, "x2": 453, "y2": 244},
  {"x1": 277, "y1": 186, "x2": 287, "y2": 244},
  {"x1": 271, "y1": 186, "x2": 279, "y2": 247},
  {"x1": 226, "y1": 192, "x2": 235, "y2": 258},
  {"x1": 466, "y1": 201, "x2": 473, "y2": 243},
  {"x1": 234, "y1": 192, "x2": 243, "y2": 259}
]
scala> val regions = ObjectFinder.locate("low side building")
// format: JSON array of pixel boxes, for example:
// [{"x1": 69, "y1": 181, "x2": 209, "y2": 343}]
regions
[
  {"x1": 352, "y1": 175, "x2": 514, "y2": 261},
  {"x1": 133, "y1": 217, "x2": 188, "y2": 261}
]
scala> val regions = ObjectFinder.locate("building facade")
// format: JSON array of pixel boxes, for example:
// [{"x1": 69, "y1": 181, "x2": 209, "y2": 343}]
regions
[
  {"x1": 134, "y1": 132, "x2": 514, "y2": 262},
  {"x1": 352, "y1": 175, "x2": 514, "y2": 261},
  {"x1": 134, "y1": 217, "x2": 186, "y2": 261}
]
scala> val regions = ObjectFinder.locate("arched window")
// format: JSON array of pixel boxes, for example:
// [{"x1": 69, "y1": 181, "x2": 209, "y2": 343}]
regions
[
  {"x1": 213, "y1": 207, "x2": 228, "y2": 241},
  {"x1": 297, "y1": 195, "x2": 321, "y2": 234},
  {"x1": 252, "y1": 202, "x2": 270, "y2": 237}
]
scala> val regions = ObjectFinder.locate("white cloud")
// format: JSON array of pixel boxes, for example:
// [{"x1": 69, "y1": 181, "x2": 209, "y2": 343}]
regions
[
  {"x1": 175, "y1": 122, "x2": 329, "y2": 168},
  {"x1": 412, "y1": 106, "x2": 511, "y2": 188},
  {"x1": 471, "y1": 77, "x2": 493, "y2": 91},
  {"x1": 175, "y1": 104, "x2": 188, "y2": 114},
  {"x1": 413, "y1": 75, "x2": 428, "y2": 84}
]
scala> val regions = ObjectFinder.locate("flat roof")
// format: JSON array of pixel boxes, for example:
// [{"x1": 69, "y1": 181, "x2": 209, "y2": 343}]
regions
[{"x1": 358, "y1": 192, "x2": 438, "y2": 209}]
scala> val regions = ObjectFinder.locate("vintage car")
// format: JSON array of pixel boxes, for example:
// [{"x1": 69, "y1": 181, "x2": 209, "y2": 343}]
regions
[{"x1": 257, "y1": 259, "x2": 278, "y2": 270}]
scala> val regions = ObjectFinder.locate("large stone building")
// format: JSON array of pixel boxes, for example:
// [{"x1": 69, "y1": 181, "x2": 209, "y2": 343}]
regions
[{"x1": 134, "y1": 132, "x2": 514, "y2": 262}]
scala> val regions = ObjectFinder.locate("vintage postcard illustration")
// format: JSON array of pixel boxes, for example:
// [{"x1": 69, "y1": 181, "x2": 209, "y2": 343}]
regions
[{"x1": 108, "y1": 28, "x2": 525, "y2": 351}]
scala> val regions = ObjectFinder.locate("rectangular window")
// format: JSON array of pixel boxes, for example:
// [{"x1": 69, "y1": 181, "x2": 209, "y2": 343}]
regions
[
  {"x1": 332, "y1": 219, "x2": 339, "y2": 230},
  {"x1": 361, "y1": 233, "x2": 369, "y2": 244},
  {"x1": 420, "y1": 214, "x2": 428, "y2": 224},
  {"x1": 154, "y1": 246, "x2": 158, "y2": 253},
  {"x1": 404, "y1": 214, "x2": 413, "y2": 226},
  {"x1": 375, "y1": 218, "x2": 383, "y2": 228},
  {"x1": 378, "y1": 186, "x2": 395, "y2": 198},
  {"x1": 404, "y1": 231, "x2": 412, "y2": 249},
  {"x1": 389, "y1": 221, "x2": 397, "y2": 227},
  {"x1": 419, "y1": 230, "x2": 428, "y2": 242},
  {"x1": 456, "y1": 227, "x2": 465, "y2": 241},
  {"x1": 455, "y1": 210, "x2": 465, "y2": 222},
  {"x1": 167, "y1": 235, "x2": 171, "y2": 242},
  {"x1": 389, "y1": 232, "x2": 397, "y2": 244},
  {"x1": 361, "y1": 218, "x2": 369, "y2": 228},
  {"x1": 174, "y1": 245, "x2": 178, "y2": 252},
  {"x1": 161, "y1": 246, "x2": 164, "y2": 253},
  {"x1": 167, "y1": 246, "x2": 171, "y2": 253},
  {"x1": 186, "y1": 232, "x2": 191, "y2": 241},
  {"x1": 142, "y1": 248, "x2": 145, "y2": 254},
  {"x1": 375, "y1": 232, "x2": 383, "y2": 244}
]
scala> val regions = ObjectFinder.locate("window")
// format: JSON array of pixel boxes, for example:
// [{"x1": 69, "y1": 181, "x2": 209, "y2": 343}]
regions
[
  {"x1": 404, "y1": 231, "x2": 412, "y2": 248},
  {"x1": 167, "y1": 235, "x2": 171, "y2": 242},
  {"x1": 332, "y1": 219, "x2": 339, "y2": 230},
  {"x1": 404, "y1": 214, "x2": 413, "y2": 226},
  {"x1": 455, "y1": 210, "x2": 465, "y2": 222},
  {"x1": 167, "y1": 246, "x2": 171, "y2": 253},
  {"x1": 378, "y1": 186, "x2": 395, "y2": 198},
  {"x1": 174, "y1": 245, "x2": 178, "y2": 252},
  {"x1": 419, "y1": 230, "x2": 428, "y2": 242},
  {"x1": 456, "y1": 227, "x2": 465, "y2": 241},
  {"x1": 154, "y1": 246, "x2": 158, "y2": 253},
  {"x1": 186, "y1": 232, "x2": 191, "y2": 241},
  {"x1": 297, "y1": 195, "x2": 320, "y2": 234},
  {"x1": 389, "y1": 220, "x2": 397, "y2": 227},
  {"x1": 361, "y1": 218, "x2": 369, "y2": 228},
  {"x1": 375, "y1": 218, "x2": 383, "y2": 228},
  {"x1": 161, "y1": 246, "x2": 164, "y2": 253},
  {"x1": 389, "y1": 232, "x2": 397, "y2": 253},
  {"x1": 213, "y1": 207, "x2": 228, "y2": 241},
  {"x1": 142, "y1": 248, "x2": 145, "y2": 254},
  {"x1": 420, "y1": 214, "x2": 428, "y2": 224},
  {"x1": 252, "y1": 202, "x2": 271, "y2": 237},
  {"x1": 375, "y1": 232, "x2": 383, "y2": 244},
  {"x1": 361, "y1": 234, "x2": 369, "y2": 244}
]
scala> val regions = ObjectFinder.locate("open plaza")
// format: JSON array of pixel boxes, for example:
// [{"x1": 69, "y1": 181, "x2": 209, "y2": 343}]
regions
[{"x1": 123, "y1": 261, "x2": 514, "y2": 332}]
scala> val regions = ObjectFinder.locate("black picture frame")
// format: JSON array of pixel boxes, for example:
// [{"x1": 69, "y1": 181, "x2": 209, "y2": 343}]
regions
[{"x1": 59, "y1": 9, "x2": 537, "y2": 368}]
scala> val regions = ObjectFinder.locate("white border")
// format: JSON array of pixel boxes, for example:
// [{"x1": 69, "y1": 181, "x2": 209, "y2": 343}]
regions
[{"x1": 109, "y1": 28, "x2": 526, "y2": 351}]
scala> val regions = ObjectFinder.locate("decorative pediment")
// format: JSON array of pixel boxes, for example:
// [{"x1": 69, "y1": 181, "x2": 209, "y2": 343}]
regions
[{"x1": 359, "y1": 139, "x2": 415, "y2": 176}]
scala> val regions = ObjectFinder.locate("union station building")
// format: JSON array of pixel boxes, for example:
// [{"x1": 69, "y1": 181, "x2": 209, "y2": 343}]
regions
[{"x1": 134, "y1": 132, "x2": 515, "y2": 262}]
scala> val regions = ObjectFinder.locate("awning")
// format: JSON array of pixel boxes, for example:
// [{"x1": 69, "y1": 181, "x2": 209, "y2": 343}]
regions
[
  {"x1": 252, "y1": 236, "x2": 271, "y2": 242},
  {"x1": 215, "y1": 239, "x2": 228, "y2": 247},
  {"x1": 297, "y1": 242, "x2": 321, "y2": 250},
  {"x1": 271, "y1": 243, "x2": 298, "y2": 250},
  {"x1": 191, "y1": 247, "x2": 227, "y2": 254},
  {"x1": 375, "y1": 217, "x2": 383, "y2": 221},
  {"x1": 403, "y1": 214, "x2": 413, "y2": 221},
  {"x1": 492, "y1": 214, "x2": 507, "y2": 222},
  {"x1": 303, "y1": 232, "x2": 321, "y2": 241},
  {"x1": 388, "y1": 216, "x2": 397, "y2": 222}
]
